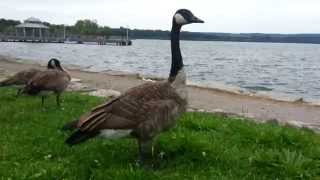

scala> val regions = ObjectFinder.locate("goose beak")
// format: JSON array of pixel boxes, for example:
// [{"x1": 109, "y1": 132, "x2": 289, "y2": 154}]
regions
[{"x1": 191, "y1": 16, "x2": 204, "y2": 23}]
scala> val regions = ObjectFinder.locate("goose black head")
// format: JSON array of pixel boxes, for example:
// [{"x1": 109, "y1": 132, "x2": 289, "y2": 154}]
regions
[
  {"x1": 173, "y1": 9, "x2": 204, "y2": 26},
  {"x1": 47, "y1": 58, "x2": 55, "y2": 69},
  {"x1": 47, "y1": 58, "x2": 62, "y2": 70}
]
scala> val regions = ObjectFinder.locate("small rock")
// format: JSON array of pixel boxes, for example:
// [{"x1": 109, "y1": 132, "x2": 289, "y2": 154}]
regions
[
  {"x1": 294, "y1": 98, "x2": 305, "y2": 103},
  {"x1": 139, "y1": 75, "x2": 165, "y2": 82},
  {"x1": 286, "y1": 121, "x2": 320, "y2": 132},
  {"x1": 245, "y1": 113, "x2": 256, "y2": 119},
  {"x1": 211, "y1": 108, "x2": 224, "y2": 113},
  {"x1": 286, "y1": 120, "x2": 305, "y2": 128},
  {"x1": 67, "y1": 82, "x2": 96, "y2": 92},
  {"x1": 71, "y1": 78, "x2": 82, "y2": 82},
  {"x1": 142, "y1": 77, "x2": 156, "y2": 82},
  {"x1": 187, "y1": 108, "x2": 198, "y2": 112},
  {"x1": 88, "y1": 89, "x2": 121, "y2": 98}
]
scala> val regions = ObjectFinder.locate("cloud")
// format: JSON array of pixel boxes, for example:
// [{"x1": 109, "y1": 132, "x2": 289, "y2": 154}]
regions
[{"x1": 1, "y1": 0, "x2": 320, "y2": 33}]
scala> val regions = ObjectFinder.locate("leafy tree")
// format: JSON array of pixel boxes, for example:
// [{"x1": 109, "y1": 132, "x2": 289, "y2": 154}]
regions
[
  {"x1": 97, "y1": 26, "x2": 111, "y2": 37},
  {"x1": 3, "y1": 26, "x2": 15, "y2": 34},
  {"x1": 0, "y1": 18, "x2": 20, "y2": 33},
  {"x1": 73, "y1": 19, "x2": 98, "y2": 35}
]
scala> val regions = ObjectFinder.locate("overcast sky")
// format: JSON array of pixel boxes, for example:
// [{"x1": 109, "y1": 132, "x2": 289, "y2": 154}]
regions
[{"x1": 1, "y1": 0, "x2": 320, "y2": 33}]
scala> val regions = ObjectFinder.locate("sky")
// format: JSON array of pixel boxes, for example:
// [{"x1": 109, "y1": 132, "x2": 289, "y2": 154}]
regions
[{"x1": 1, "y1": 0, "x2": 320, "y2": 34}]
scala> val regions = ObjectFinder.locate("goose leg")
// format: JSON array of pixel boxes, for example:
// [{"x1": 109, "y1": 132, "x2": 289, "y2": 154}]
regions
[
  {"x1": 41, "y1": 96, "x2": 45, "y2": 106},
  {"x1": 56, "y1": 93, "x2": 61, "y2": 107},
  {"x1": 138, "y1": 139, "x2": 153, "y2": 168},
  {"x1": 16, "y1": 88, "x2": 22, "y2": 97}
]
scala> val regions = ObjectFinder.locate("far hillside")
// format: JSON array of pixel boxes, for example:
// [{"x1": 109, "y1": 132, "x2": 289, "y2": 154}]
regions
[
  {"x1": 1, "y1": 18, "x2": 320, "y2": 44},
  {"x1": 127, "y1": 29, "x2": 320, "y2": 44}
]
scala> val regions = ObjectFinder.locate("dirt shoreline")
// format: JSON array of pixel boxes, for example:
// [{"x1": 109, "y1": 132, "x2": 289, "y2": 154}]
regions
[{"x1": 0, "y1": 56, "x2": 319, "y2": 131}]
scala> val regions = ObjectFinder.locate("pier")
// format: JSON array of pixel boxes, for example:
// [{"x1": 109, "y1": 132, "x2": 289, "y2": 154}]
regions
[
  {"x1": 0, "y1": 17, "x2": 132, "y2": 46},
  {"x1": 0, "y1": 35, "x2": 132, "y2": 46}
]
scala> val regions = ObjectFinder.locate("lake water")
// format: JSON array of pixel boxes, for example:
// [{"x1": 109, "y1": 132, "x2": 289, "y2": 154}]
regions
[{"x1": 1, "y1": 40, "x2": 320, "y2": 102}]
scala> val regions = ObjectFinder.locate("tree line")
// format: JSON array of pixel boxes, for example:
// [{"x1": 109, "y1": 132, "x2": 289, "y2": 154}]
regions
[
  {"x1": 1, "y1": 18, "x2": 320, "y2": 44},
  {"x1": 0, "y1": 19, "x2": 20, "y2": 33},
  {"x1": 129, "y1": 30, "x2": 320, "y2": 44},
  {"x1": 44, "y1": 20, "x2": 111, "y2": 37},
  {"x1": 0, "y1": 18, "x2": 111, "y2": 37}
]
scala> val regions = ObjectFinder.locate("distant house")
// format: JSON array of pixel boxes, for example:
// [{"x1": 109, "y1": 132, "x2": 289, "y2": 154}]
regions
[{"x1": 15, "y1": 17, "x2": 49, "y2": 39}]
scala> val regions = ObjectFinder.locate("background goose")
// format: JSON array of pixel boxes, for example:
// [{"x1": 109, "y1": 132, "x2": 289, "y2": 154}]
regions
[
  {"x1": 64, "y1": 9, "x2": 204, "y2": 166},
  {"x1": 0, "y1": 58, "x2": 56, "y2": 95},
  {"x1": 21, "y1": 58, "x2": 71, "y2": 106}
]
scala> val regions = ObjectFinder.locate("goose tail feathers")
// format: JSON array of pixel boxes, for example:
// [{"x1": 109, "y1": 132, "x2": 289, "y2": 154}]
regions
[
  {"x1": 0, "y1": 78, "x2": 13, "y2": 87},
  {"x1": 62, "y1": 120, "x2": 79, "y2": 131},
  {"x1": 65, "y1": 130, "x2": 99, "y2": 146}
]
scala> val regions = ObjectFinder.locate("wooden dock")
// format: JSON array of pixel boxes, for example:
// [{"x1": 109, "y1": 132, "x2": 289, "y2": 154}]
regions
[{"x1": 0, "y1": 35, "x2": 132, "y2": 46}]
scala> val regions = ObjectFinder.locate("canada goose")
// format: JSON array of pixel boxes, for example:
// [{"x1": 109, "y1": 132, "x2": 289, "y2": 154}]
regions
[
  {"x1": 0, "y1": 58, "x2": 56, "y2": 95},
  {"x1": 64, "y1": 9, "x2": 204, "y2": 166},
  {"x1": 21, "y1": 58, "x2": 71, "y2": 106}
]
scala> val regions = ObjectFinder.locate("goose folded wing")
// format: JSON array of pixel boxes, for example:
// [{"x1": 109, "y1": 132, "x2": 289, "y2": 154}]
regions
[
  {"x1": 77, "y1": 96, "x2": 146, "y2": 133},
  {"x1": 77, "y1": 97, "x2": 180, "y2": 137},
  {"x1": 28, "y1": 70, "x2": 69, "y2": 89},
  {"x1": 0, "y1": 69, "x2": 40, "y2": 86},
  {"x1": 13, "y1": 69, "x2": 40, "y2": 84},
  {"x1": 76, "y1": 82, "x2": 179, "y2": 134}
]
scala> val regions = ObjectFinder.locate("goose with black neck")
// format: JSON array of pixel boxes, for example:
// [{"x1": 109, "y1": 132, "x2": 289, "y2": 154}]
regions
[
  {"x1": 0, "y1": 58, "x2": 57, "y2": 96},
  {"x1": 21, "y1": 58, "x2": 71, "y2": 107},
  {"x1": 63, "y1": 9, "x2": 204, "y2": 167}
]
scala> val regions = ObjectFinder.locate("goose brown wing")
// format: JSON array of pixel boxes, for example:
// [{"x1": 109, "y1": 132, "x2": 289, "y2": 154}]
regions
[
  {"x1": 27, "y1": 70, "x2": 70, "y2": 91},
  {"x1": 0, "y1": 69, "x2": 41, "y2": 86},
  {"x1": 15, "y1": 69, "x2": 41, "y2": 84},
  {"x1": 77, "y1": 82, "x2": 177, "y2": 133}
]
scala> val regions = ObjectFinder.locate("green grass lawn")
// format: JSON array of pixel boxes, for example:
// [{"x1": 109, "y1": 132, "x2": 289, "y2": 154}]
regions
[{"x1": 0, "y1": 87, "x2": 319, "y2": 179}]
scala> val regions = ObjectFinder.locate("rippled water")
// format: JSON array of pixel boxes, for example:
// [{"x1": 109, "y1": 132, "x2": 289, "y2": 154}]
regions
[{"x1": 1, "y1": 40, "x2": 320, "y2": 101}]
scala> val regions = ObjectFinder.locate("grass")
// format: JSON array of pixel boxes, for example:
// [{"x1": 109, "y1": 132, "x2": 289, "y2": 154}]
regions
[{"x1": 0, "y1": 87, "x2": 320, "y2": 179}]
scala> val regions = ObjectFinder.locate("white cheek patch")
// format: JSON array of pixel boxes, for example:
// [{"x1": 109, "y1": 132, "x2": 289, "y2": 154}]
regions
[
  {"x1": 50, "y1": 60, "x2": 56, "y2": 68},
  {"x1": 174, "y1": 13, "x2": 187, "y2": 25}
]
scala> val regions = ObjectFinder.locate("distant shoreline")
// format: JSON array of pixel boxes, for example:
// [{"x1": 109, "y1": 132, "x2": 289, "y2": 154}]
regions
[
  {"x1": 132, "y1": 37, "x2": 320, "y2": 45},
  {"x1": 1, "y1": 55, "x2": 319, "y2": 131},
  {"x1": 134, "y1": 38, "x2": 320, "y2": 45},
  {"x1": 130, "y1": 30, "x2": 320, "y2": 44}
]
